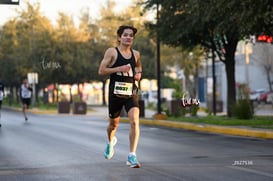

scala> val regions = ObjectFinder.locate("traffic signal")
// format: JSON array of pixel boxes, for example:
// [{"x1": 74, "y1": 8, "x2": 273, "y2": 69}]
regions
[
  {"x1": 0, "y1": 0, "x2": 19, "y2": 5},
  {"x1": 257, "y1": 35, "x2": 272, "y2": 43}
]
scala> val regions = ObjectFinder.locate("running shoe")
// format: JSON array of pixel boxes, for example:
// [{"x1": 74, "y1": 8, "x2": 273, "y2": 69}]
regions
[
  {"x1": 104, "y1": 136, "x2": 117, "y2": 159},
  {"x1": 126, "y1": 154, "x2": 141, "y2": 168}
]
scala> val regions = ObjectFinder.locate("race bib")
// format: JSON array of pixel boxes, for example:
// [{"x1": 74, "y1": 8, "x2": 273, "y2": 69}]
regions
[{"x1": 114, "y1": 81, "x2": 133, "y2": 96}]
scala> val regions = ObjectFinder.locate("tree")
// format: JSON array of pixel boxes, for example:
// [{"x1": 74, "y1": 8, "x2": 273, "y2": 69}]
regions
[
  {"x1": 0, "y1": 2, "x2": 55, "y2": 103},
  {"x1": 0, "y1": 20, "x2": 22, "y2": 87},
  {"x1": 144, "y1": 0, "x2": 273, "y2": 117}
]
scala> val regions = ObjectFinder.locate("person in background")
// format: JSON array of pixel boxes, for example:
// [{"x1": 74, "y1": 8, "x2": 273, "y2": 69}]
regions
[
  {"x1": 98, "y1": 25, "x2": 142, "y2": 168},
  {"x1": 0, "y1": 80, "x2": 4, "y2": 127},
  {"x1": 20, "y1": 79, "x2": 32, "y2": 121},
  {"x1": 0, "y1": 80, "x2": 4, "y2": 109}
]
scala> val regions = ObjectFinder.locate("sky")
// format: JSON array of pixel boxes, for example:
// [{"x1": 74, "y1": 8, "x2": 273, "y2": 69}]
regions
[{"x1": 0, "y1": 0, "x2": 133, "y2": 26}]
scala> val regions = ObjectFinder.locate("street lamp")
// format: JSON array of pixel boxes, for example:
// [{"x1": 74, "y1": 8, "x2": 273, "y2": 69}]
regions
[{"x1": 156, "y1": 2, "x2": 161, "y2": 114}]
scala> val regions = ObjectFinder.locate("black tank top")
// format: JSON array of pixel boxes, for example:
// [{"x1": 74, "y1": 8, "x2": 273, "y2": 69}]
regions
[{"x1": 109, "y1": 47, "x2": 137, "y2": 97}]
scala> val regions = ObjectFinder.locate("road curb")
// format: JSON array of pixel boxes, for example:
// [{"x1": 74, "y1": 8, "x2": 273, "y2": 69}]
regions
[
  {"x1": 2, "y1": 107, "x2": 57, "y2": 115},
  {"x1": 120, "y1": 118, "x2": 273, "y2": 139}
]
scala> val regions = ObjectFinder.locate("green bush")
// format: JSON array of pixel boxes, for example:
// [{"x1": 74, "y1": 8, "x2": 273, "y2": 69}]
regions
[
  {"x1": 190, "y1": 104, "x2": 199, "y2": 116},
  {"x1": 233, "y1": 99, "x2": 253, "y2": 119},
  {"x1": 165, "y1": 106, "x2": 186, "y2": 117},
  {"x1": 169, "y1": 106, "x2": 199, "y2": 117}
]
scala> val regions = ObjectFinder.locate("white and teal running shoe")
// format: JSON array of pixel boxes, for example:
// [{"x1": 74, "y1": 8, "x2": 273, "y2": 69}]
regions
[
  {"x1": 104, "y1": 136, "x2": 117, "y2": 159},
  {"x1": 126, "y1": 154, "x2": 141, "y2": 168}
]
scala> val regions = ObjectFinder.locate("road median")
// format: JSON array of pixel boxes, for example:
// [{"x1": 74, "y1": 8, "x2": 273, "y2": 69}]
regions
[{"x1": 120, "y1": 118, "x2": 273, "y2": 139}]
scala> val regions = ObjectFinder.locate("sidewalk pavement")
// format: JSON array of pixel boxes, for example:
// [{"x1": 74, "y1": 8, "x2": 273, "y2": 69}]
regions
[{"x1": 4, "y1": 106, "x2": 273, "y2": 140}]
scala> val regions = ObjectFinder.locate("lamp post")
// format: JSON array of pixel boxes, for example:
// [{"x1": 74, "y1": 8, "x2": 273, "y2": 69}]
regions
[
  {"x1": 212, "y1": 50, "x2": 216, "y2": 115},
  {"x1": 156, "y1": 2, "x2": 161, "y2": 114}
]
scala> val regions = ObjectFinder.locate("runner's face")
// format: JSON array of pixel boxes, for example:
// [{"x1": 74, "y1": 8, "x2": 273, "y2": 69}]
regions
[{"x1": 119, "y1": 29, "x2": 134, "y2": 46}]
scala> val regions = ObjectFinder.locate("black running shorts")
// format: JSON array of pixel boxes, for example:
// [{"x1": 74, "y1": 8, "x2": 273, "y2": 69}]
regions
[
  {"x1": 108, "y1": 94, "x2": 139, "y2": 118},
  {"x1": 21, "y1": 98, "x2": 31, "y2": 107}
]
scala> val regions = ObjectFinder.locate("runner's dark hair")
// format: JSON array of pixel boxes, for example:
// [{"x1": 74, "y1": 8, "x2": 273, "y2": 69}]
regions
[{"x1": 117, "y1": 25, "x2": 137, "y2": 37}]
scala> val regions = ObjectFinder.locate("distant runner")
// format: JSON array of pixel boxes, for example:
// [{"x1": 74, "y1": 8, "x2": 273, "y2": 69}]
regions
[{"x1": 20, "y1": 79, "x2": 32, "y2": 121}]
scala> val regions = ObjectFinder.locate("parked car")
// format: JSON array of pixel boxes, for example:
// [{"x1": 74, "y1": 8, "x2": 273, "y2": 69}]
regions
[
  {"x1": 266, "y1": 92, "x2": 273, "y2": 104},
  {"x1": 258, "y1": 91, "x2": 272, "y2": 103},
  {"x1": 250, "y1": 89, "x2": 266, "y2": 102}
]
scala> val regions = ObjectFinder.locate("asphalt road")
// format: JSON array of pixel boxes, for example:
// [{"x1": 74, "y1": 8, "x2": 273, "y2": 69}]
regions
[{"x1": 0, "y1": 109, "x2": 273, "y2": 181}]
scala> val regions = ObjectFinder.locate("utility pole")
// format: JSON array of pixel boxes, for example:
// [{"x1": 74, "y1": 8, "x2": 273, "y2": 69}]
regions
[
  {"x1": 212, "y1": 50, "x2": 216, "y2": 115},
  {"x1": 156, "y1": 2, "x2": 161, "y2": 114}
]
